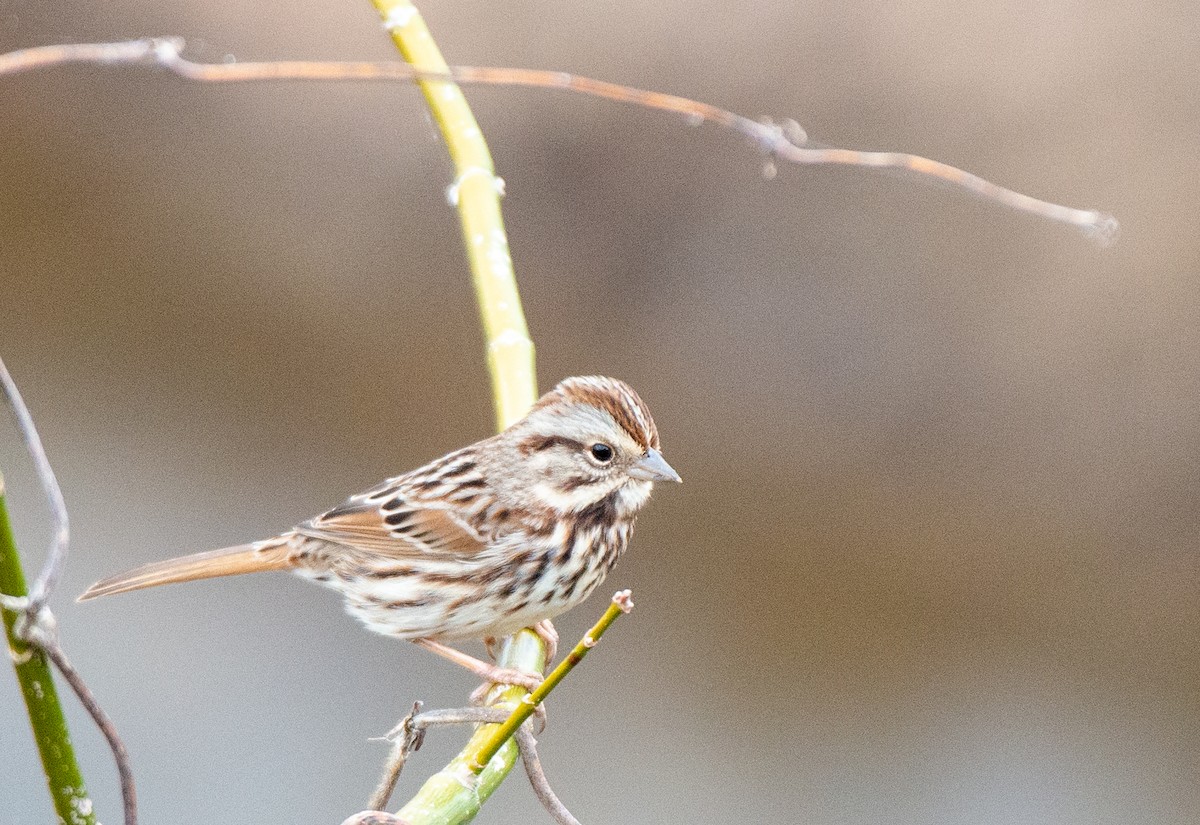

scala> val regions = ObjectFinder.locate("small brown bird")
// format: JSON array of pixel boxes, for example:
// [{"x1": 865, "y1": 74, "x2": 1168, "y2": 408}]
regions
[{"x1": 80, "y1": 376, "x2": 680, "y2": 687}]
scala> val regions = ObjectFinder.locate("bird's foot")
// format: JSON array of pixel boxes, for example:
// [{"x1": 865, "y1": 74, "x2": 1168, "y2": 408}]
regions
[
  {"x1": 466, "y1": 666, "x2": 544, "y2": 702},
  {"x1": 531, "y1": 619, "x2": 559, "y2": 665},
  {"x1": 467, "y1": 678, "x2": 548, "y2": 733}
]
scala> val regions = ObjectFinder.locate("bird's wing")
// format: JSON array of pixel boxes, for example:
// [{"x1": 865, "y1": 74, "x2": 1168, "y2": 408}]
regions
[{"x1": 296, "y1": 479, "x2": 489, "y2": 560}]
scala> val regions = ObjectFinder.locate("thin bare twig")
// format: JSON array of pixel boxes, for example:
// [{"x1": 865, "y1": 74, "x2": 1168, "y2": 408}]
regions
[
  {"x1": 0, "y1": 357, "x2": 68, "y2": 611},
  {"x1": 516, "y1": 728, "x2": 581, "y2": 825},
  {"x1": 406, "y1": 706, "x2": 510, "y2": 729},
  {"x1": 361, "y1": 592, "x2": 632, "y2": 818},
  {"x1": 24, "y1": 615, "x2": 139, "y2": 825},
  {"x1": 367, "y1": 701, "x2": 425, "y2": 812},
  {"x1": 0, "y1": 38, "x2": 1118, "y2": 243},
  {"x1": 0, "y1": 356, "x2": 138, "y2": 825}
]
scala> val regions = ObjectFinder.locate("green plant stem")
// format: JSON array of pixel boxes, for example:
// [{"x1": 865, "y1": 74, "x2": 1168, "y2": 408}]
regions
[
  {"x1": 0, "y1": 481, "x2": 96, "y2": 825},
  {"x1": 370, "y1": 0, "x2": 537, "y2": 432},
  {"x1": 367, "y1": 1, "x2": 544, "y2": 821},
  {"x1": 468, "y1": 593, "x2": 633, "y2": 772},
  {"x1": 393, "y1": 634, "x2": 544, "y2": 825}
]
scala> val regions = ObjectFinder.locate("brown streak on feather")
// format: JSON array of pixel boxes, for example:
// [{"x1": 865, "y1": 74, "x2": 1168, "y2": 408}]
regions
[
  {"x1": 438, "y1": 460, "x2": 477, "y2": 478},
  {"x1": 560, "y1": 563, "x2": 590, "y2": 602},
  {"x1": 523, "y1": 550, "x2": 552, "y2": 594},
  {"x1": 557, "y1": 524, "x2": 578, "y2": 564},
  {"x1": 417, "y1": 571, "x2": 476, "y2": 587},
  {"x1": 366, "y1": 566, "x2": 415, "y2": 579},
  {"x1": 364, "y1": 483, "x2": 402, "y2": 502}
]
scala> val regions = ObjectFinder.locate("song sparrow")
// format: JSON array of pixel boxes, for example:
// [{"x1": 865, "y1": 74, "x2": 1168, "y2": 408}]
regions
[{"x1": 79, "y1": 376, "x2": 680, "y2": 686}]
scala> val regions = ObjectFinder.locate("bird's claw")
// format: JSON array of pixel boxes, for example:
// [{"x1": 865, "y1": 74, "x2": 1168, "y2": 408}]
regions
[
  {"x1": 467, "y1": 666, "x2": 544, "y2": 704},
  {"x1": 532, "y1": 619, "x2": 559, "y2": 666},
  {"x1": 468, "y1": 675, "x2": 548, "y2": 732}
]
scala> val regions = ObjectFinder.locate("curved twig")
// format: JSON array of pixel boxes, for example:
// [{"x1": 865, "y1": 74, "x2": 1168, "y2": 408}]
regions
[
  {"x1": 516, "y1": 728, "x2": 582, "y2": 825},
  {"x1": 0, "y1": 38, "x2": 1118, "y2": 243},
  {"x1": 28, "y1": 619, "x2": 139, "y2": 825},
  {"x1": 367, "y1": 701, "x2": 426, "y2": 812},
  {"x1": 0, "y1": 357, "x2": 68, "y2": 611}
]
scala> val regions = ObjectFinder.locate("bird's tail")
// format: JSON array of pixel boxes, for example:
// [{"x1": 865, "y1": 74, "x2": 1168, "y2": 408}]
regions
[{"x1": 77, "y1": 538, "x2": 296, "y2": 602}]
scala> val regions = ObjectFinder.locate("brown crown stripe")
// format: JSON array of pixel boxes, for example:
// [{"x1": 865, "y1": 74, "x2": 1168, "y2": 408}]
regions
[{"x1": 538, "y1": 377, "x2": 660, "y2": 450}]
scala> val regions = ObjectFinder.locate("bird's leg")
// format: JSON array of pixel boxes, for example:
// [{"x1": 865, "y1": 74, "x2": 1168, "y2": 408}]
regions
[
  {"x1": 483, "y1": 636, "x2": 500, "y2": 662},
  {"x1": 413, "y1": 639, "x2": 543, "y2": 692},
  {"x1": 532, "y1": 619, "x2": 559, "y2": 664}
]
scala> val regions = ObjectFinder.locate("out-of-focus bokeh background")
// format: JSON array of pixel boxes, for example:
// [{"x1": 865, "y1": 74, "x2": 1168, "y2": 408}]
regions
[{"x1": 2, "y1": 1, "x2": 1196, "y2": 823}]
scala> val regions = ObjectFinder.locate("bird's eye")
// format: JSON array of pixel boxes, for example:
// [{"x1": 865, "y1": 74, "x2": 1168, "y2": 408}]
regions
[{"x1": 589, "y1": 443, "x2": 614, "y2": 463}]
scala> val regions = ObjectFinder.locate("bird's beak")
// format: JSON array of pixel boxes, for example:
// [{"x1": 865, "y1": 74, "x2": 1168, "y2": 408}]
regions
[{"x1": 629, "y1": 448, "x2": 682, "y2": 483}]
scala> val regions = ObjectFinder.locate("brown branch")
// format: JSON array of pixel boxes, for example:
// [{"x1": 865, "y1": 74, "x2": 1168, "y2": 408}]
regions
[
  {"x1": 366, "y1": 701, "x2": 425, "y2": 812},
  {"x1": 0, "y1": 38, "x2": 1118, "y2": 243}
]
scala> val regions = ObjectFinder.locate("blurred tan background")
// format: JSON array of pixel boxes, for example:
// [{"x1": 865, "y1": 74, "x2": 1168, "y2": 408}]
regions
[{"x1": 2, "y1": 1, "x2": 1196, "y2": 823}]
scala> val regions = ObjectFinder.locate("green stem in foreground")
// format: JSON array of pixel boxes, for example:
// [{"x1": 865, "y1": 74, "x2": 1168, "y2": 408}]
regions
[
  {"x1": 0, "y1": 482, "x2": 96, "y2": 825},
  {"x1": 393, "y1": 633, "x2": 545, "y2": 825},
  {"x1": 468, "y1": 591, "x2": 634, "y2": 772}
]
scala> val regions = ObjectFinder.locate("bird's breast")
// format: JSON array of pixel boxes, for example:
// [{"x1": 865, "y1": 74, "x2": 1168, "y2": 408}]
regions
[{"x1": 294, "y1": 517, "x2": 634, "y2": 641}]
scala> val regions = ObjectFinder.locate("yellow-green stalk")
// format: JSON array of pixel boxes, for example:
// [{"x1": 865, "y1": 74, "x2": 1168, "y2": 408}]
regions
[{"x1": 368, "y1": 2, "x2": 543, "y2": 820}]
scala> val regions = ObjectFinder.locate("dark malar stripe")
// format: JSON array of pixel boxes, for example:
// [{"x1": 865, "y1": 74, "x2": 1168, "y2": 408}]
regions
[
  {"x1": 575, "y1": 490, "x2": 620, "y2": 531},
  {"x1": 561, "y1": 473, "x2": 604, "y2": 492}
]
